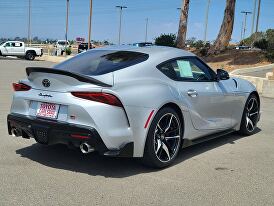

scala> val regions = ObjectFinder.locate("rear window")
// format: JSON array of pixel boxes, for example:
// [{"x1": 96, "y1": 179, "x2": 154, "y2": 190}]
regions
[
  {"x1": 54, "y1": 50, "x2": 149, "y2": 75},
  {"x1": 57, "y1": 41, "x2": 67, "y2": 45},
  {"x1": 78, "y1": 43, "x2": 88, "y2": 49}
]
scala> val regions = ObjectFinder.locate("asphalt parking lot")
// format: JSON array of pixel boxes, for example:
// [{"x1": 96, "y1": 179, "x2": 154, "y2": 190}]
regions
[
  {"x1": 0, "y1": 57, "x2": 274, "y2": 206},
  {"x1": 243, "y1": 68, "x2": 273, "y2": 78}
]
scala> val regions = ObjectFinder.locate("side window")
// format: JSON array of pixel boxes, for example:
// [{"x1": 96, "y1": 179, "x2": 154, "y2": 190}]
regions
[
  {"x1": 14, "y1": 42, "x2": 22, "y2": 47},
  {"x1": 157, "y1": 57, "x2": 214, "y2": 81},
  {"x1": 11, "y1": 43, "x2": 16, "y2": 47},
  {"x1": 190, "y1": 57, "x2": 216, "y2": 80},
  {"x1": 5, "y1": 42, "x2": 11, "y2": 47}
]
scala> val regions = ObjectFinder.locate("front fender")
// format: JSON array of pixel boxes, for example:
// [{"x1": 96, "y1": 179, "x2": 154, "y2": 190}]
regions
[{"x1": 233, "y1": 77, "x2": 257, "y2": 94}]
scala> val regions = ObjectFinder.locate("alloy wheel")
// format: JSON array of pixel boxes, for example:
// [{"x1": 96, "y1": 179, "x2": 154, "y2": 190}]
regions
[
  {"x1": 153, "y1": 113, "x2": 181, "y2": 162},
  {"x1": 245, "y1": 97, "x2": 259, "y2": 132}
]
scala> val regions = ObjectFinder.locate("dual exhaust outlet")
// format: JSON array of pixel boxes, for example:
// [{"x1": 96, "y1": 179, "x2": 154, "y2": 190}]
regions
[
  {"x1": 80, "y1": 142, "x2": 94, "y2": 154},
  {"x1": 11, "y1": 128, "x2": 20, "y2": 137},
  {"x1": 12, "y1": 127, "x2": 94, "y2": 154}
]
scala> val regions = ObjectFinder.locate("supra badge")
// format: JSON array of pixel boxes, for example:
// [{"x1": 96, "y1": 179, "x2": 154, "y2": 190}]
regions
[
  {"x1": 42, "y1": 79, "x2": 50, "y2": 87},
  {"x1": 38, "y1": 93, "x2": 52, "y2": 98}
]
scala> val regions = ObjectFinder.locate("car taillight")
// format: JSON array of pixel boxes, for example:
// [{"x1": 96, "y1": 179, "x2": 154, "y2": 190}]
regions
[
  {"x1": 71, "y1": 92, "x2": 123, "y2": 107},
  {"x1": 12, "y1": 83, "x2": 31, "y2": 91}
]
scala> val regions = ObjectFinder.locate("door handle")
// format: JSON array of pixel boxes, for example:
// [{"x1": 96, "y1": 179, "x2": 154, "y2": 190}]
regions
[{"x1": 187, "y1": 89, "x2": 198, "y2": 97}]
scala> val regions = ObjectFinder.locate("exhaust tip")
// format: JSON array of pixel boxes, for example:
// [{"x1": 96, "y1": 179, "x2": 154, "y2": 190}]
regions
[
  {"x1": 11, "y1": 128, "x2": 20, "y2": 137},
  {"x1": 80, "y1": 142, "x2": 94, "y2": 154}
]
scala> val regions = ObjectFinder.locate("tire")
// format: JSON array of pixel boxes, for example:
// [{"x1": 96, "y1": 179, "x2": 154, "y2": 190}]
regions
[
  {"x1": 239, "y1": 94, "x2": 260, "y2": 135},
  {"x1": 142, "y1": 107, "x2": 182, "y2": 168},
  {"x1": 25, "y1": 51, "x2": 35, "y2": 61}
]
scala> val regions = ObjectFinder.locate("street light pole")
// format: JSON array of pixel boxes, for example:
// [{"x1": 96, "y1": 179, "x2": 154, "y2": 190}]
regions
[
  {"x1": 145, "y1": 18, "x2": 148, "y2": 42},
  {"x1": 88, "y1": 0, "x2": 93, "y2": 49},
  {"x1": 241, "y1": 11, "x2": 252, "y2": 41},
  {"x1": 28, "y1": 0, "x2": 31, "y2": 46},
  {"x1": 240, "y1": 20, "x2": 244, "y2": 42},
  {"x1": 204, "y1": 0, "x2": 211, "y2": 44},
  {"x1": 116, "y1": 6, "x2": 127, "y2": 45},
  {"x1": 65, "y1": 0, "x2": 69, "y2": 53}
]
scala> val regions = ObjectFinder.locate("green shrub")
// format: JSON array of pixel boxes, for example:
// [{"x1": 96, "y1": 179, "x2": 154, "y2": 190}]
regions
[
  {"x1": 155, "y1": 33, "x2": 176, "y2": 47},
  {"x1": 254, "y1": 39, "x2": 268, "y2": 50},
  {"x1": 65, "y1": 47, "x2": 72, "y2": 55},
  {"x1": 266, "y1": 50, "x2": 274, "y2": 62},
  {"x1": 193, "y1": 40, "x2": 204, "y2": 50},
  {"x1": 199, "y1": 47, "x2": 209, "y2": 56},
  {"x1": 240, "y1": 32, "x2": 265, "y2": 46}
]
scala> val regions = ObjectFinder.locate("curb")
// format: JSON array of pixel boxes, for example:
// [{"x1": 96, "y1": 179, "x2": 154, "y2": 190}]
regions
[
  {"x1": 230, "y1": 64, "x2": 274, "y2": 98},
  {"x1": 230, "y1": 64, "x2": 274, "y2": 75}
]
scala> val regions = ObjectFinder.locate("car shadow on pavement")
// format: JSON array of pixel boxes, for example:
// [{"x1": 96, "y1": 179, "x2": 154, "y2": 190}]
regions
[{"x1": 16, "y1": 129, "x2": 261, "y2": 178}]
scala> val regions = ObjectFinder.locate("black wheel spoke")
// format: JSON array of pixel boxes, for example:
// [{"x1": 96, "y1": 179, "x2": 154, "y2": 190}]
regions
[
  {"x1": 165, "y1": 128, "x2": 179, "y2": 135},
  {"x1": 245, "y1": 97, "x2": 259, "y2": 132},
  {"x1": 153, "y1": 113, "x2": 181, "y2": 162}
]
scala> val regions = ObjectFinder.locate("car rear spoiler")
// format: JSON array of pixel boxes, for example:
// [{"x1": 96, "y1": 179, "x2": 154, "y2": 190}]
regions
[{"x1": 26, "y1": 67, "x2": 112, "y2": 87}]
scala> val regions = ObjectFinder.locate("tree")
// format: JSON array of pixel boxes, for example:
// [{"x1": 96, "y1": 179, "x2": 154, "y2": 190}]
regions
[
  {"x1": 186, "y1": 37, "x2": 196, "y2": 47},
  {"x1": 155, "y1": 34, "x2": 176, "y2": 47},
  {"x1": 240, "y1": 32, "x2": 265, "y2": 46},
  {"x1": 253, "y1": 39, "x2": 268, "y2": 50},
  {"x1": 209, "y1": 0, "x2": 236, "y2": 54},
  {"x1": 176, "y1": 0, "x2": 190, "y2": 48},
  {"x1": 193, "y1": 40, "x2": 204, "y2": 50}
]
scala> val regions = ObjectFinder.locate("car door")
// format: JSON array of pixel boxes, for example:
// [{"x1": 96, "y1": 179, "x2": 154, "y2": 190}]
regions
[
  {"x1": 158, "y1": 57, "x2": 233, "y2": 130},
  {"x1": 13, "y1": 42, "x2": 24, "y2": 55},
  {"x1": 2, "y1": 42, "x2": 12, "y2": 55}
]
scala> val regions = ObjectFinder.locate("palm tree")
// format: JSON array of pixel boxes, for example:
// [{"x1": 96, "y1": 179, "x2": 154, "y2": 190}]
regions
[
  {"x1": 209, "y1": 0, "x2": 236, "y2": 54},
  {"x1": 176, "y1": 0, "x2": 190, "y2": 49}
]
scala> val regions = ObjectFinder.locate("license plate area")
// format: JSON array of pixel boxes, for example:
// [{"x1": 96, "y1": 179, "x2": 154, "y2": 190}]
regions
[{"x1": 36, "y1": 102, "x2": 60, "y2": 119}]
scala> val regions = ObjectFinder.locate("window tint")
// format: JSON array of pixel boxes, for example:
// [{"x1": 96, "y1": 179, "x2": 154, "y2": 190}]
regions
[
  {"x1": 11, "y1": 42, "x2": 22, "y2": 47},
  {"x1": 78, "y1": 43, "x2": 88, "y2": 49},
  {"x1": 58, "y1": 41, "x2": 68, "y2": 45},
  {"x1": 157, "y1": 57, "x2": 214, "y2": 81},
  {"x1": 54, "y1": 50, "x2": 149, "y2": 75}
]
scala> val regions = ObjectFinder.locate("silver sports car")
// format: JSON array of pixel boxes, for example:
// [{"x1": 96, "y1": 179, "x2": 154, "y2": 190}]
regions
[{"x1": 7, "y1": 46, "x2": 260, "y2": 168}]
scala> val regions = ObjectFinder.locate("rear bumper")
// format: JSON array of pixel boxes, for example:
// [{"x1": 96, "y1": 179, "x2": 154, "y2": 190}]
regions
[{"x1": 7, "y1": 113, "x2": 133, "y2": 157}]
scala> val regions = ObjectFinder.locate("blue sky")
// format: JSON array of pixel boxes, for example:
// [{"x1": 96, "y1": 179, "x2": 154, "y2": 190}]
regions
[{"x1": 0, "y1": 0, "x2": 273, "y2": 44}]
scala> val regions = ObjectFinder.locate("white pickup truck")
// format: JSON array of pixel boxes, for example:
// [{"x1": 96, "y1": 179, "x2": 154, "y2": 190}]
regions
[{"x1": 0, "y1": 41, "x2": 43, "y2": 60}]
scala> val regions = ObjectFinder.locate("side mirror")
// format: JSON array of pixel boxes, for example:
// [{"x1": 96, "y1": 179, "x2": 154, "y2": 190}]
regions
[{"x1": 216, "y1": 69, "x2": 229, "y2": 81}]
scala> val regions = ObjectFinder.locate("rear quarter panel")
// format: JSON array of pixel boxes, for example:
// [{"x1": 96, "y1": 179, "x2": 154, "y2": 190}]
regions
[{"x1": 105, "y1": 63, "x2": 191, "y2": 156}]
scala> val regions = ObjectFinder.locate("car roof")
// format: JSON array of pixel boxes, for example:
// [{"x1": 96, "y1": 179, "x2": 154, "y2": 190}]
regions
[
  {"x1": 93, "y1": 45, "x2": 195, "y2": 59},
  {"x1": 133, "y1": 42, "x2": 152, "y2": 44},
  {"x1": 7, "y1": 41, "x2": 22, "y2": 43}
]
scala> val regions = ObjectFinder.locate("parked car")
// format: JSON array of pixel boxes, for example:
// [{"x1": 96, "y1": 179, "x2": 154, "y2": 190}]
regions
[
  {"x1": 7, "y1": 46, "x2": 260, "y2": 168},
  {"x1": 78, "y1": 42, "x2": 94, "y2": 53},
  {"x1": 0, "y1": 41, "x2": 43, "y2": 60},
  {"x1": 133, "y1": 42, "x2": 153, "y2": 47},
  {"x1": 235, "y1": 46, "x2": 251, "y2": 50},
  {"x1": 54, "y1": 40, "x2": 70, "y2": 55}
]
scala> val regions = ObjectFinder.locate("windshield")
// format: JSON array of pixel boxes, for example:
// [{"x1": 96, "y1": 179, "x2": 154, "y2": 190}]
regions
[
  {"x1": 54, "y1": 50, "x2": 149, "y2": 76},
  {"x1": 0, "y1": 41, "x2": 5, "y2": 46},
  {"x1": 58, "y1": 41, "x2": 68, "y2": 45}
]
